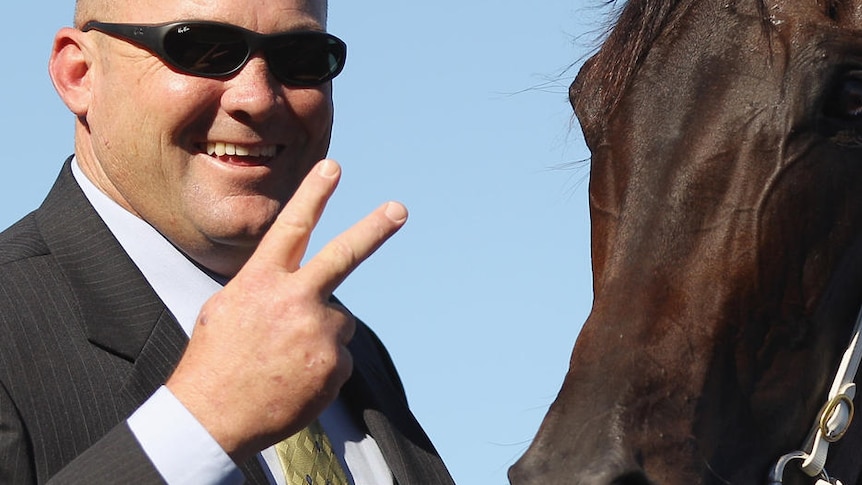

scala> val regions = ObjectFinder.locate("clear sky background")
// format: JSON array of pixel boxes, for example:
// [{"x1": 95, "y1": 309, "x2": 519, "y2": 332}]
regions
[{"x1": 1, "y1": 2, "x2": 607, "y2": 484}]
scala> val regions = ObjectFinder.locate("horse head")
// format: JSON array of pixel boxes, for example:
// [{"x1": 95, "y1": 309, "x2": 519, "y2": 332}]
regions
[{"x1": 511, "y1": 1, "x2": 862, "y2": 483}]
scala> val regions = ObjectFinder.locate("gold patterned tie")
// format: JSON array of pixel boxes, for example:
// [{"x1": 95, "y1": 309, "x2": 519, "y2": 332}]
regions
[{"x1": 275, "y1": 419, "x2": 349, "y2": 485}]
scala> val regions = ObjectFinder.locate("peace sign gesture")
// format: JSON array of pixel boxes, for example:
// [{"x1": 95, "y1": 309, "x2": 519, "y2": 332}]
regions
[{"x1": 166, "y1": 159, "x2": 407, "y2": 463}]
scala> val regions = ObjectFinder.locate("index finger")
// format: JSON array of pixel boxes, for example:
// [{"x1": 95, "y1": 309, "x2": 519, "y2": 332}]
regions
[
  {"x1": 251, "y1": 159, "x2": 341, "y2": 272},
  {"x1": 301, "y1": 201, "x2": 408, "y2": 296}
]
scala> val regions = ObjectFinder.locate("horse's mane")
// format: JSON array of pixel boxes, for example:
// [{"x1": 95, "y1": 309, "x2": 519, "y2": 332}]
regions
[{"x1": 584, "y1": 0, "x2": 771, "y2": 116}]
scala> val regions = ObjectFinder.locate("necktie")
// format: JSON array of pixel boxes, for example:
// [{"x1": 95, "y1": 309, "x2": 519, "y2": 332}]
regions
[{"x1": 275, "y1": 419, "x2": 349, "y2": 485}]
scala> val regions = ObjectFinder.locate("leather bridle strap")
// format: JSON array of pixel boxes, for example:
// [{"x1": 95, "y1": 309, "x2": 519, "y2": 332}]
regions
[
  {"x1": 770, "y1": 307, "x2": 862, "y2": 484},
  {"x1": 799, "y1": 306, "x2": 862, "y2": 478}
]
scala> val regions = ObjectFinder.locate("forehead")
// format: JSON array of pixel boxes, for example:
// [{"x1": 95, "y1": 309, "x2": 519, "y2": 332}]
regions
[{"x1": 110, "y1": 0, "x2": 327, "y2": 30}]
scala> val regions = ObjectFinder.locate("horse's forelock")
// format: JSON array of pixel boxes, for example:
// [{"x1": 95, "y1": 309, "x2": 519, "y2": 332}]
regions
[{"x1": 578, "y1": 0, "x2": 772, "y2": 121}]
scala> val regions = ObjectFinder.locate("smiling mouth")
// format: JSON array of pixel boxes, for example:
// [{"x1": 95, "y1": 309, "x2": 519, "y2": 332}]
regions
[{"x1": 203, "y1": 142, "x2": 279, "y2": 158}]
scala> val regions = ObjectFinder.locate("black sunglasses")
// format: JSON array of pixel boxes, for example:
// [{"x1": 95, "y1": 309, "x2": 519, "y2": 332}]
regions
[{"x1": 82, "y1": 20, "x2": 347, "y2": 87}]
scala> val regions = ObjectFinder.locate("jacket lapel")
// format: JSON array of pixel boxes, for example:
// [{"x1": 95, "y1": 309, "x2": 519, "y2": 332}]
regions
[
  {"x1": 37, "y1": 157, "x2": 164, "y2": 362},
  {"x1": 345, "y1": 324, "x2": 455, "y2": 485},
  {"x1": 36, "y1": 159, "x2": 271, "y2": 483}
]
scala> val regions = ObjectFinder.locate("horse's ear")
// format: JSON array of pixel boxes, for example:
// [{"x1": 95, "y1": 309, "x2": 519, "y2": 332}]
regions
[{"x1": 570, "y1": 56, "x2": 604, "y2": 149}]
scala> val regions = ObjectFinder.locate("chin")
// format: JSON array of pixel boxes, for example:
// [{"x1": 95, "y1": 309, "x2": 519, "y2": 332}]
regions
[{"x1": 210, "y1": 223, "x2": 271, "y2": 247}]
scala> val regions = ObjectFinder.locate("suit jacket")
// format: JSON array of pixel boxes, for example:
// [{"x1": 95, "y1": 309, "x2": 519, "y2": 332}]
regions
[{"x1": 0, "y1": 158, "x2": 454, "y2": 485}]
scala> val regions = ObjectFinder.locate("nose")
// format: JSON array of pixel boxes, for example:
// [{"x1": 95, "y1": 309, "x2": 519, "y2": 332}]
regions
[{"x1": 220, "y1": 55, "x2": 284, "y2": 122}]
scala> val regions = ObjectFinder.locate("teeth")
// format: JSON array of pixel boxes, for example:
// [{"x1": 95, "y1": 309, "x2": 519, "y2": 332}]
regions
[{"x1": 205, "y1": 142, "x2": 276, "y2": 157}]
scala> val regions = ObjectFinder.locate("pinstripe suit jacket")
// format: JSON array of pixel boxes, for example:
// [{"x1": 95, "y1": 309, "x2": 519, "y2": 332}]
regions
[{"x1": 0, "y1": 159, "x2": 454, "y2": 485}]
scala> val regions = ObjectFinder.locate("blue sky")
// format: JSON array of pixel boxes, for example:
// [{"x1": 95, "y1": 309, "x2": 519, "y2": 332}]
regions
[{"x1": 1, "y1": 2, "x2": 605, "y2": 483}]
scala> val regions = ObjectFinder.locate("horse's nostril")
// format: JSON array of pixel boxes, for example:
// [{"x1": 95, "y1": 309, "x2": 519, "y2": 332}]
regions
[{"x1": 611, "y1": 471, "x2": 653, "y2": 485}]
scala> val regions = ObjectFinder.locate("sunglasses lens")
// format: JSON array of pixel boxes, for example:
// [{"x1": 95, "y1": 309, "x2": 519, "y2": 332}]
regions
[
  {"x1": 155, "y1": 23, "x2": 344, "y2": 85},
  {"x1": 163, "y1": 24, "x2": 249, "y2": 76},
  {"x1": 268, "y1": 33, "x2": 346, "y2": 86}
]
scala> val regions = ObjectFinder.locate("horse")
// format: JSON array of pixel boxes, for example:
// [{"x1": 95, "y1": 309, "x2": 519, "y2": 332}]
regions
[{"x1": 509, "y1": 0, "x2": 862, "y2": 483}]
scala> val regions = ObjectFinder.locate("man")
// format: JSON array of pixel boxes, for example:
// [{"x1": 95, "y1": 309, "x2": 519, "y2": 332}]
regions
[{"x1": 0, "y1": 0, "x2": 454, "y2": 483}]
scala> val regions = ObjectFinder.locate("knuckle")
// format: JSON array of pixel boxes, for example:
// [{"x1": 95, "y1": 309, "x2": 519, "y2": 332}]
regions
[
  {"x1": 342, "y1": 313, "x2": 357, "y2": 341},
  {"x1": 338, "y1": 349, "x2": 354, "y2": 381},
  {"x1": 273, "y1": 210, "x2": 314, "y2": 236},
  {"x1": 328, "y1": 238, "x2": 360, "y2": 268}
]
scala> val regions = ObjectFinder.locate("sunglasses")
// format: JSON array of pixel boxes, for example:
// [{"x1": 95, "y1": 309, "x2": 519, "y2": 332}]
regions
[{"x1": 81, "y1": 20, "x2": 347, "y2": 87}]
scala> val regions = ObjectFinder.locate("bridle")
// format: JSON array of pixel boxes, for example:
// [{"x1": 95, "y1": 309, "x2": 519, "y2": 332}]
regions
[{"x1": 768, "y1": 307, "x2": 862, "y2": 485}]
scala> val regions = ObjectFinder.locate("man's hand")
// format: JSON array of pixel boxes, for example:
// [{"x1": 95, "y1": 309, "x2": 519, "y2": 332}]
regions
[{"x1": 165, "y1": 159, "x2": 407, "y2": 463}]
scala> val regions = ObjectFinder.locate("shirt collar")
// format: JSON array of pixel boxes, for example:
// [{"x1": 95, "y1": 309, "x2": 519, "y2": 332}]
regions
[{"x1": 71, "y1": 157, "x2": 223, "y2": 338}]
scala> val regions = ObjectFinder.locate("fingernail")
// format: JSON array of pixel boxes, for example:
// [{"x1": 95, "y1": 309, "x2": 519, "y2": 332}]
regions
[
  {"x1": 384, "y1": 202, "x2": 408, "y2": 223},
  {"x1": 318, "y1": 159, "x2": 339, "y2": 178}
]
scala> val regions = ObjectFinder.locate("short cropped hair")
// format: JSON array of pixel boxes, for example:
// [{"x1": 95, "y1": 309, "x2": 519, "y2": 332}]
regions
[
  {"x1": 74, "y1": 0, "x2": 328, "y2": 28},
  {"x1": 73, "y1": 0, "x2": 117, "y2": 28}
]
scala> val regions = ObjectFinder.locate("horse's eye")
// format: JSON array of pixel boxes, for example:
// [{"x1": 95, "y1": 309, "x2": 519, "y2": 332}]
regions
[{"x1": 824, "y1": 72, "x2": 862, "y2": 120}]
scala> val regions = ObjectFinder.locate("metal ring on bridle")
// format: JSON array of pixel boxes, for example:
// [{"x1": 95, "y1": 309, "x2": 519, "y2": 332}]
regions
[{"x1": 818, "y1": 393, "x2": 855, "y2": 443}]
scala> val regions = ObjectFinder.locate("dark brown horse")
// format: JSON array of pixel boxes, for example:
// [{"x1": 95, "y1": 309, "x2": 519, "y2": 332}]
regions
[{"x1": 509, "y1": 1, "x2": 862, "y2": 484}]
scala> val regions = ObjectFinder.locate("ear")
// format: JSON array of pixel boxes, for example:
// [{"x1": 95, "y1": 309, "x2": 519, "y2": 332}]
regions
[{"x1": 49, "y1": 27, "x2": 94, "y2": 117}]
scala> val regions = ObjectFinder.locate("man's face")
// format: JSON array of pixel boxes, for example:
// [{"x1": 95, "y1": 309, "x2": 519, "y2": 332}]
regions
[{"x1": 78, "y1": 0, "x2": 333, "y2": 275}]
